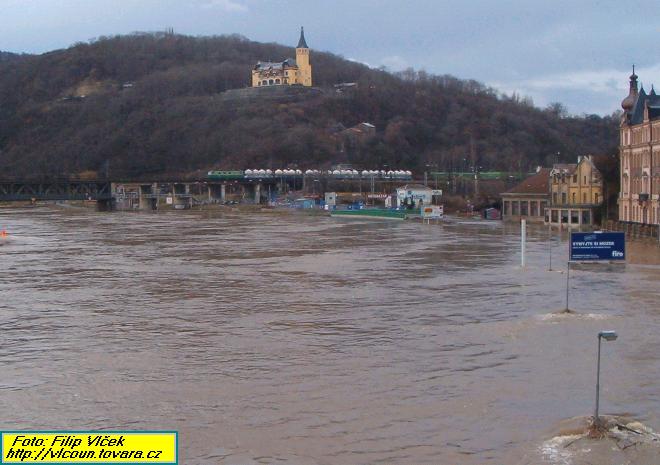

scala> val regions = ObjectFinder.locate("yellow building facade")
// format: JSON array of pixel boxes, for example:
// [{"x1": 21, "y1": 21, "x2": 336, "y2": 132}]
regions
[
  {"x1": 547, "y1": 156, "x2": 604, "y2": 226},
  {"x1": 251, "y1": 27, "x2": 312, "y2": 88}
]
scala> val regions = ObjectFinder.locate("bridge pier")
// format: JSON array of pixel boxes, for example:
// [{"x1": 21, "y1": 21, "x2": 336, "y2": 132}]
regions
[
  {"x1": 207, "y1": 183, "x2": 226, "y2": 202},
  {"x1": 138, "y1": 184, "x2": 156, "y2": 210},
  {"x1": 254, "y1": 183, "x2": 262, "y2": 204},
  {"x1": 171, "y1": 183, "x2": 191, "y2": 209}
]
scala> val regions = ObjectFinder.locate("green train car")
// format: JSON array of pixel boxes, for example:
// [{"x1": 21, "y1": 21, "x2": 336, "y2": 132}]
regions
[{"x1": 207, "y1": 170, "x2": 245, "y2": 180}]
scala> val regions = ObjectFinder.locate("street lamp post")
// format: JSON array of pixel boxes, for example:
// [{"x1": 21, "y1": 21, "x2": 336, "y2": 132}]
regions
[{"x1": 594, "y1": 330, "x2": 618, "y2": 426}]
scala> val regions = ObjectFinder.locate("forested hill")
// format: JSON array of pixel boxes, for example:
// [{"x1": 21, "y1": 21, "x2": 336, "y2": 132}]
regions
[
  {"x1": 0, "y1": 33, "x2": 619, "y2": 179},
  {"x1": 0, "y1": 52, "x2": 21, "y2": 62}
]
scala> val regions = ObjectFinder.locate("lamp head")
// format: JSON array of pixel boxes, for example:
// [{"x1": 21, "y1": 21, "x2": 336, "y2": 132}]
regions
[{"x1": 599, "y1": 330, "x2": 618, "y2": 341}]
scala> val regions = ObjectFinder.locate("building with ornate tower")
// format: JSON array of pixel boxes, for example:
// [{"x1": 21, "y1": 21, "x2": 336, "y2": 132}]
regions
[
  {"x1": 619, "y1": 67, "x2": 660, "y2": 225},
  {"x1": 251, "y1": 27, "x2": 313, "y2": 88}
]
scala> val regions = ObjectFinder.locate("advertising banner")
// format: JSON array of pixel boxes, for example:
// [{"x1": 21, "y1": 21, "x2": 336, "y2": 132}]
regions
[
  {"x1": 421, "y1": 205, "x2": 444, "y2": 219},
  {"x1": 569, "y1": 232, "x2": 625, "y2": 261}
]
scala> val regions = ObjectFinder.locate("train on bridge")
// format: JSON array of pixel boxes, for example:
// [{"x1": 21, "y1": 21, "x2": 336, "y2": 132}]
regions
[{"x1": 207, "y1": 169, "x2": 413, "y2": 181}]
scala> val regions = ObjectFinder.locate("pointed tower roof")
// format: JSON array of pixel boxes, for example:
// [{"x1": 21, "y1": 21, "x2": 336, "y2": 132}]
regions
[
  {"x1": 297, "y1": 27, "x2": 308, "y2": 49},
  {"x1": 621, "y1": 65, "x2": 639, "y2": 112}
]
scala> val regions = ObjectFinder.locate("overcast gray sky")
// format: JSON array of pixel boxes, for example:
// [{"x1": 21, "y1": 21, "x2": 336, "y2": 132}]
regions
[{"x1": 2, "y1": 0, "x2": 659, "y2": 115}]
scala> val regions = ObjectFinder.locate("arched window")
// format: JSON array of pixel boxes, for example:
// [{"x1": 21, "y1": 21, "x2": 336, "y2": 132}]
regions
[
  {"x1": 269, "y1": 79, "x2": 274, "y2": 85},
  {"x1": 262, "y1": 80, "x2": 267, "y2": 86},
  {"x1": 275, "y1": 79, "x2": 281, "y2": 84}
]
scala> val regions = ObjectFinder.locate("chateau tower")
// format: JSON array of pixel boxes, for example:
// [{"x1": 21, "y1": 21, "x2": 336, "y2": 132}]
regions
[
  {"x1": 295, "y1": 27, "x2": 312, "y2": 87},
  {"x1": 251, "y1": 27, "x2": 313, "y2": 88},
  {"x1": 621, "y1": 65, "x2": 638, "y2": 113}
]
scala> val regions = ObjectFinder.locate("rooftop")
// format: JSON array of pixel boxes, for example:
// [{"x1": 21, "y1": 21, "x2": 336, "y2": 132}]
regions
[
  {"x1": 504, "y1": 168, "x2": 551, "y2": 195},
  {"x1": 254, "y1": 58, "x2": 297, "y2": 71}
]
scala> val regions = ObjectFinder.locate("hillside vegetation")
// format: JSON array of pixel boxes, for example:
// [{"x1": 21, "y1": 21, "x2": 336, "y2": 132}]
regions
[{"x1": 0, "y1": 33, "x2": 619, "y2": 179}]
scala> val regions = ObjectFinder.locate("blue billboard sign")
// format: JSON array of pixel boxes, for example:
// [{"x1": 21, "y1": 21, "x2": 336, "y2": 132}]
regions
[{"x1": 570, "y1": 232, "x2": 625, "y2": 261}]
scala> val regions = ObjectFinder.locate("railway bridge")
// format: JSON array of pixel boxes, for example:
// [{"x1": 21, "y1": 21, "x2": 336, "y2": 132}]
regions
[
  {"x1": 0, "y1": 174, "x2": 412, "y2": 211},
  {"x1": 0, "y1": 179, "x2": 114, "y2": 209}
]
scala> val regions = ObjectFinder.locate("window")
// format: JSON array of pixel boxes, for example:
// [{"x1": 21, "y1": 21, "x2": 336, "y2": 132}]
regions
[
  {"x1": 521, "y1": 201, "x2": 528, "y2": 216},
  {"x1": 572, "y1": 193, "x2": 576, "y2": 204},
  {"x1": 583, "y1": 192, "x2": 587, "y2": 203},
  {"x1": 269, "y1": 79, "x2": 274, "y2": 85},
  {"x1": 540, "y1": 201, "x2": 547, "y2": 216},
  {"x1": 531, "y1": 201, "x2": 538, "y2": 217},
  {"x1": 582, "y1": 210, "x2": 591, "y2": 224},
  {"x1": 503, "y1": 201, "x2": 510, "y2": 215},
  {"x1": 551, "y1": 210, "x2": 559, "y2": 223},
  {"x1": 553, "y1": 193, "x2": 558, "y2": 204},
  {"x1": 561, "y1": 210, "x2": 569, "y2": 223},
  {"x1": 275, "y1": 79, "x2": 281, "y2": 84},
  {"x1": 571, "y1": 210, "x2": 579, "y2": 224},
  {"x1": 594, "y1": 193, "x2": 599, "y2": 204},
  {"x1": 512, "y1": 201, "x2": 519, "y2": 215},
  {"x1": 573, "y1": 175, "x2": 577, "y2": 183},
  {"x1": 562, "y1": 192, "x2": 567, "y2": 204},
  {"x1": 584, "y1": 176, "x2": 587, "y2": 184}
]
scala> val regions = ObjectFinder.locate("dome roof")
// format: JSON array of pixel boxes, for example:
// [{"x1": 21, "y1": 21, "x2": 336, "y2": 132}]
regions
[{"x1": 621, "y1": 93, "x2": 636, "y2": 111}]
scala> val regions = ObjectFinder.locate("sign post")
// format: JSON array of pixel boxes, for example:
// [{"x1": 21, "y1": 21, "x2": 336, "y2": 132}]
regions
[
  {"x1": 549, "y1": 231, "x2": 553, "y2": 271},
  {"x1": 521, "y1": 219, "x2": 526, "y2": 268},
  {"x1": 565, "y1": 261, "x2": 570, "y2": 312}
]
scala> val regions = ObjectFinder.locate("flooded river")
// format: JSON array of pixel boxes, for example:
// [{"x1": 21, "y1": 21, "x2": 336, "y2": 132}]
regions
[{"x1": 1, "y1": 206, "x2": 660, "y2": 464}]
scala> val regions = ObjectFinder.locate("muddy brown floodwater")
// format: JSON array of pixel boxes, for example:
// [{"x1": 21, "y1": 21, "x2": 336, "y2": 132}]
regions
[{"x1": 1, "y1": 206, "x2": 660, "y2": 465}]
